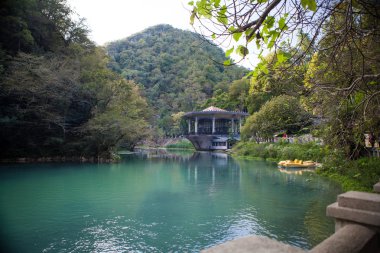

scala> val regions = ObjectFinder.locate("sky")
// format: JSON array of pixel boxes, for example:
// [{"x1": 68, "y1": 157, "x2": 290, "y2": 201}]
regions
[
  {"x1": 67, "y1": 0, "x2": 257, "y2": 69},
  {"x1": 67, "y1": 0, "x2": 193, "y2": 45}
]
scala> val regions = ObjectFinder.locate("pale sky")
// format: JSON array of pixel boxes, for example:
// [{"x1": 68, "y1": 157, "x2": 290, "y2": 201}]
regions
[
  {"x1": 67, "y1": 0, "x2": 256, "y2": 69},
  {"x1": 67, "y1": 0, "x2": 193, "y2": 45}
]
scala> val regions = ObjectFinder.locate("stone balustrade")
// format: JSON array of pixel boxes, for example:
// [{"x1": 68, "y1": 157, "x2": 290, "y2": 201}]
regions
[{"x1": 202, "y1": 179, "x2": 380, "y2": 253}]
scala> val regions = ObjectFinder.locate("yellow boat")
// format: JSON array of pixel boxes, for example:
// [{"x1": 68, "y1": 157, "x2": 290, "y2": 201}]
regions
[{"x1": 278, "y1": 159, "x2": 316, "y2": 168}]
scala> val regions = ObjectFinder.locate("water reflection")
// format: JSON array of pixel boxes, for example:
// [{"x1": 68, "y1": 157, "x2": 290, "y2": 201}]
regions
[
  {"x1": 119, "y1": 149, "x2": 340, "y2": 249},
  {"x1": 132, "y1": 148, "x2": 195, "y2": 161},
  {"x1": 0, "y1": 149, "x2": 341, "y2": 252},
  {"x1": 278, "y1": 167, "x2": 316, "y2": 175}
]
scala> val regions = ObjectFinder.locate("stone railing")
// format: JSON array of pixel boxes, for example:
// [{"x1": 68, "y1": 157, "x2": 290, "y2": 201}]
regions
[{"x1": 202, "y1": 180, "x2": 380, "y2": 253}]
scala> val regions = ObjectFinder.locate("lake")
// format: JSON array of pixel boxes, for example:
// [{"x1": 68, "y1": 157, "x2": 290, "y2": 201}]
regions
[{"x1": 0, "y1": 150, "x2": 341, "y2": 252}]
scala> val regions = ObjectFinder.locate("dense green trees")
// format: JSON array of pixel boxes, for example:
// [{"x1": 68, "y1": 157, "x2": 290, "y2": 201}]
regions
[
  {"x1": 201, "y1": 78, "x2": 250, "y2": 111},
  {"x1": 241, "y1": 95, "x2": 312, "y2": 140},
  {"x1": 1, "y1": 0, "x2": 377, "y2": 161},
  {"x1": 106, "y1": 25, "x2": 248, "y2": 136},
  {"x1": 189, "y1": 0, "x2": 380, "y2": 159},
  {"x1": 0, "y1": 0, "x2": 149, "y2": 159},
  {"x1": 303, "y1": 2, "x2": 380, "y2": 158}
]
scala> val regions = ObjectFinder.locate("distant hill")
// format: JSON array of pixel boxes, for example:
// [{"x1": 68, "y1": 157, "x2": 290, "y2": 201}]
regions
[{"x1": 106, "y1": 24, "x2": 248, "y2": 133}]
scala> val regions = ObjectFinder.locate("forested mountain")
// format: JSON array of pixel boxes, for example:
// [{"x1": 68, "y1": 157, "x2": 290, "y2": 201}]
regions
[
  {"x1": 0, "y1": 0, "x2": 150, "y2": 159},
  {"x1": 106, "y1": 25, "x2": 248, "y2": 134}
]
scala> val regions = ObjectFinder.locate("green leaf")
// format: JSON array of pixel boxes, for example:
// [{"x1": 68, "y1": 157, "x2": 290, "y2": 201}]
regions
[
  {"x1": 261, "y1": 64, "x2": 269, "y2": 74},
  {"x1": 309, "y1": 0, "x2": 317, "y2": 11},
  {"x1": 263, "y1": 35, "x2": 268, "y2": 44},
  {"x1": 247, "y1": 35, "x2": 255, "y2": 43},
  {"x1": 276, "y1": 53, "x2": 287, "y2": 63},
  {"x1": 278, "y1": 17, "x2": 287, "y2": 30},
  {"x1": 211, "y1": 33, "x2": 216, "y2": 39},
  {"x1": 245, "y1": 28, "x2": 253, "y2": 36},
  {"x1": 244, "y1": 28, "x2": 255, "y2": 42},
  {"x1": 301, "y1": 0, "x2": 307, "y2": 9},
  {"x1": 262, "y1": 25, "x2": 269, "y2": 35},
  {"x1": 246, "y1": 71, "x2": 254, "y2": 77},
  {"x1": 217, "y1": 5, "x2": 228, "y2": 25},
  {"x1": 197, "y1": 0, "x2": 212, "y2": 18},
  {"x1": 213, "y1": 0, "x2": 221, "y2": 7},
  {"x1": 266, "y1": 30, "x2": 280, "y2": 48},
  {"x1": 190, "y1": 11, "x2": 196, "y2": 25},
  {"x1": 188, "y1": 1, "x2": 194, "y2": 6},
  {"x1": 301, "y1": 0, "x2": 317, "y2": 11},
  {"x1": 265, "y1": 16, "x2": 275, "y2": 29},
  {"x1": 218, "y1": 16, "x2": 228, "y2": 25},
  {"x1": 353, "y1": 92, "x2": 365, "y2": 104},
  {"x1": 369, "y1": 81, "x2": 378, "y2": 86},
  {"x1": 255, "y1": 39, "x2": 261, "y2": 49},
  {"x1": 233, "y1": 32, "x2": 242, "y2": 42},
  {"x1": 224, "y1": 59, "x2": 232, "y2": 66},
  {"x1": 268, "y1": 38, "x2": 275, "y2": 49},
  {"x1": 225, "y1": 46, "x2": 234, "y2": 57},
  {"x1": 236, "y1": 45, "x2": 249, "y2": 57}
]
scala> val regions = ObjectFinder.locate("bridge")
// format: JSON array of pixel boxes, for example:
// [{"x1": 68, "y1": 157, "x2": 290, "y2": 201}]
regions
[{"x1": 182, "y1": 106, "x2": 249, "y2": 151}]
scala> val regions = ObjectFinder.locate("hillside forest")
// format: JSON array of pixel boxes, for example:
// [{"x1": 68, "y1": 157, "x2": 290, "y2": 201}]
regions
[
  {"x1": 0, "y1": 0, "x2": 151, "y2": 159},
  {"x1": 106, "y1": 25, "x2": 248, "y2": 136},
  {"x1": 0, "y1": 0, "x2": 247, "y2": 159},
  {"x1": 0, "y1": 0, "x2": 379, "y2": 165}
]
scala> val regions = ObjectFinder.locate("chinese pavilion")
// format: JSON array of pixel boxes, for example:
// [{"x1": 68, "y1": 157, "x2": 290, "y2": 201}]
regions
[{"x1": 183, "y1": 106, "x2": 249, "y2": 151}]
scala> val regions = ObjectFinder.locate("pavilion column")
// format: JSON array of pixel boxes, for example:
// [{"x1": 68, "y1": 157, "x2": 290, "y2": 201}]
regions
[
  {"x1": 239, "y1": 117, "x2": 242, "y2": 133},
  {"x1": 231, "y1": 118, "x2": 235, "y2": 134},
  {"x1": 188, "y1": 119, "x2": 191, "y2": 134},
  {"x1": 195, "y1": 117, "x2": 198, "y2": 134},
  {"x1": 212, "y1": 117, "x2": 215, "y2": 134}
]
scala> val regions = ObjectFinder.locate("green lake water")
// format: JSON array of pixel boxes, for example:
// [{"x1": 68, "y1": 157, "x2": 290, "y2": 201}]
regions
[{"x1": 0, "y1": 150, "x2": 341, "y2": 252}]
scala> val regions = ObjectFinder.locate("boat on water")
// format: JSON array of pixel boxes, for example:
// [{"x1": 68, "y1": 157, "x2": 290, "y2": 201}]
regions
[{"x1": 278, "y1": 159, "x2": 316, "y2": 168}]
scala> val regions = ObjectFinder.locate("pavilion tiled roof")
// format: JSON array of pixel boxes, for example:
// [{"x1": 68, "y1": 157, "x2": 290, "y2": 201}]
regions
[
  {"x1": 202, "y1": 106, "x2": 227, "y2": 112},
  {"x1": 183, "y1": 106, "x2": 248, "y2": 118}
]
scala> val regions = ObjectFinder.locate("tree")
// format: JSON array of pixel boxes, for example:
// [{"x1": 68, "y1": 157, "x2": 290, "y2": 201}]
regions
[
  {"x1": 78, "y1": 48, "x2": 151, "y2": 155},
  {"x1": 201, "y1": 78, "x2": 250, "y2": 111},
  {"x1": 85, "y1": 80, "x2": 150, "y2": 156},
  {"x1": 0, "y1": 0, "x2": 150, "y2": 159},
  {"x1": 0, "y1": 0, "x2": 93, "y2": 55},
  {"x1": 190, "y1": 0, "x2": 380, "y2": 158},
  {"x1": 247, "y1": 50, "x2": 307, "y2": 113},
  {"x1": 241, "y1": 95, "x2": 312, "y2": 140},
  {"x1": 189, "y1": 0, "x2": 324, "y2": 64},
  {"x1": 171, "y1": 111, "x2": 186, "y2": 136},
  {"x1": 189, "y1": 0, "x2": 379, "y2": 73},
  {"x1": 303, "y1": 2, "x2": 380, "y2": 158},
  {"x1": 227, "y1": 78, "x2": 251, "y2": 110},
  {"x1": 106, "y1": 24, "x2": 248, "y2": 135}
]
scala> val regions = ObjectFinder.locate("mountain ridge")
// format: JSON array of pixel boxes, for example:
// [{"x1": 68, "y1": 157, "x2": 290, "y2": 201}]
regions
[{"x1": 106, "y1": 24, "x2": 248, "y2": 134}]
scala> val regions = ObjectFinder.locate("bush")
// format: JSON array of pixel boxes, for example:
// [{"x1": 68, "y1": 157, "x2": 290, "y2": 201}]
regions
[
  {"x1": 233, "y1": 141, "x2": 326, "y2": 162},
  {"x1": 233, "y1": 140, "x2": 380, "y2": 191},
  {"x1": 318, "y1": 156, "x2": 380, "y2": 191},
  {"x1": 165, "y1": 139, "x2": 195, "y2": 149}
]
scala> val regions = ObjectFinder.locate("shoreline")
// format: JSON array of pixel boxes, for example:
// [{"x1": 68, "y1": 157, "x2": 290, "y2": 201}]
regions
[
  {"x1": 0, "y1": 156, "x2": 114, "y2": 164},
  {"x1": 230, "y1": 149, "x2": 375, "y2": 192}
]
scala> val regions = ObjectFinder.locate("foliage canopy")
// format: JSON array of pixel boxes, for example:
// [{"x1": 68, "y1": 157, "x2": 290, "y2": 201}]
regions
[
  {"x1": 106, "y1": 25, "x2": 248, "y2": 135},
  {"x1": 0, "y1": 0, "x2": 150, "y2": 159}
]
